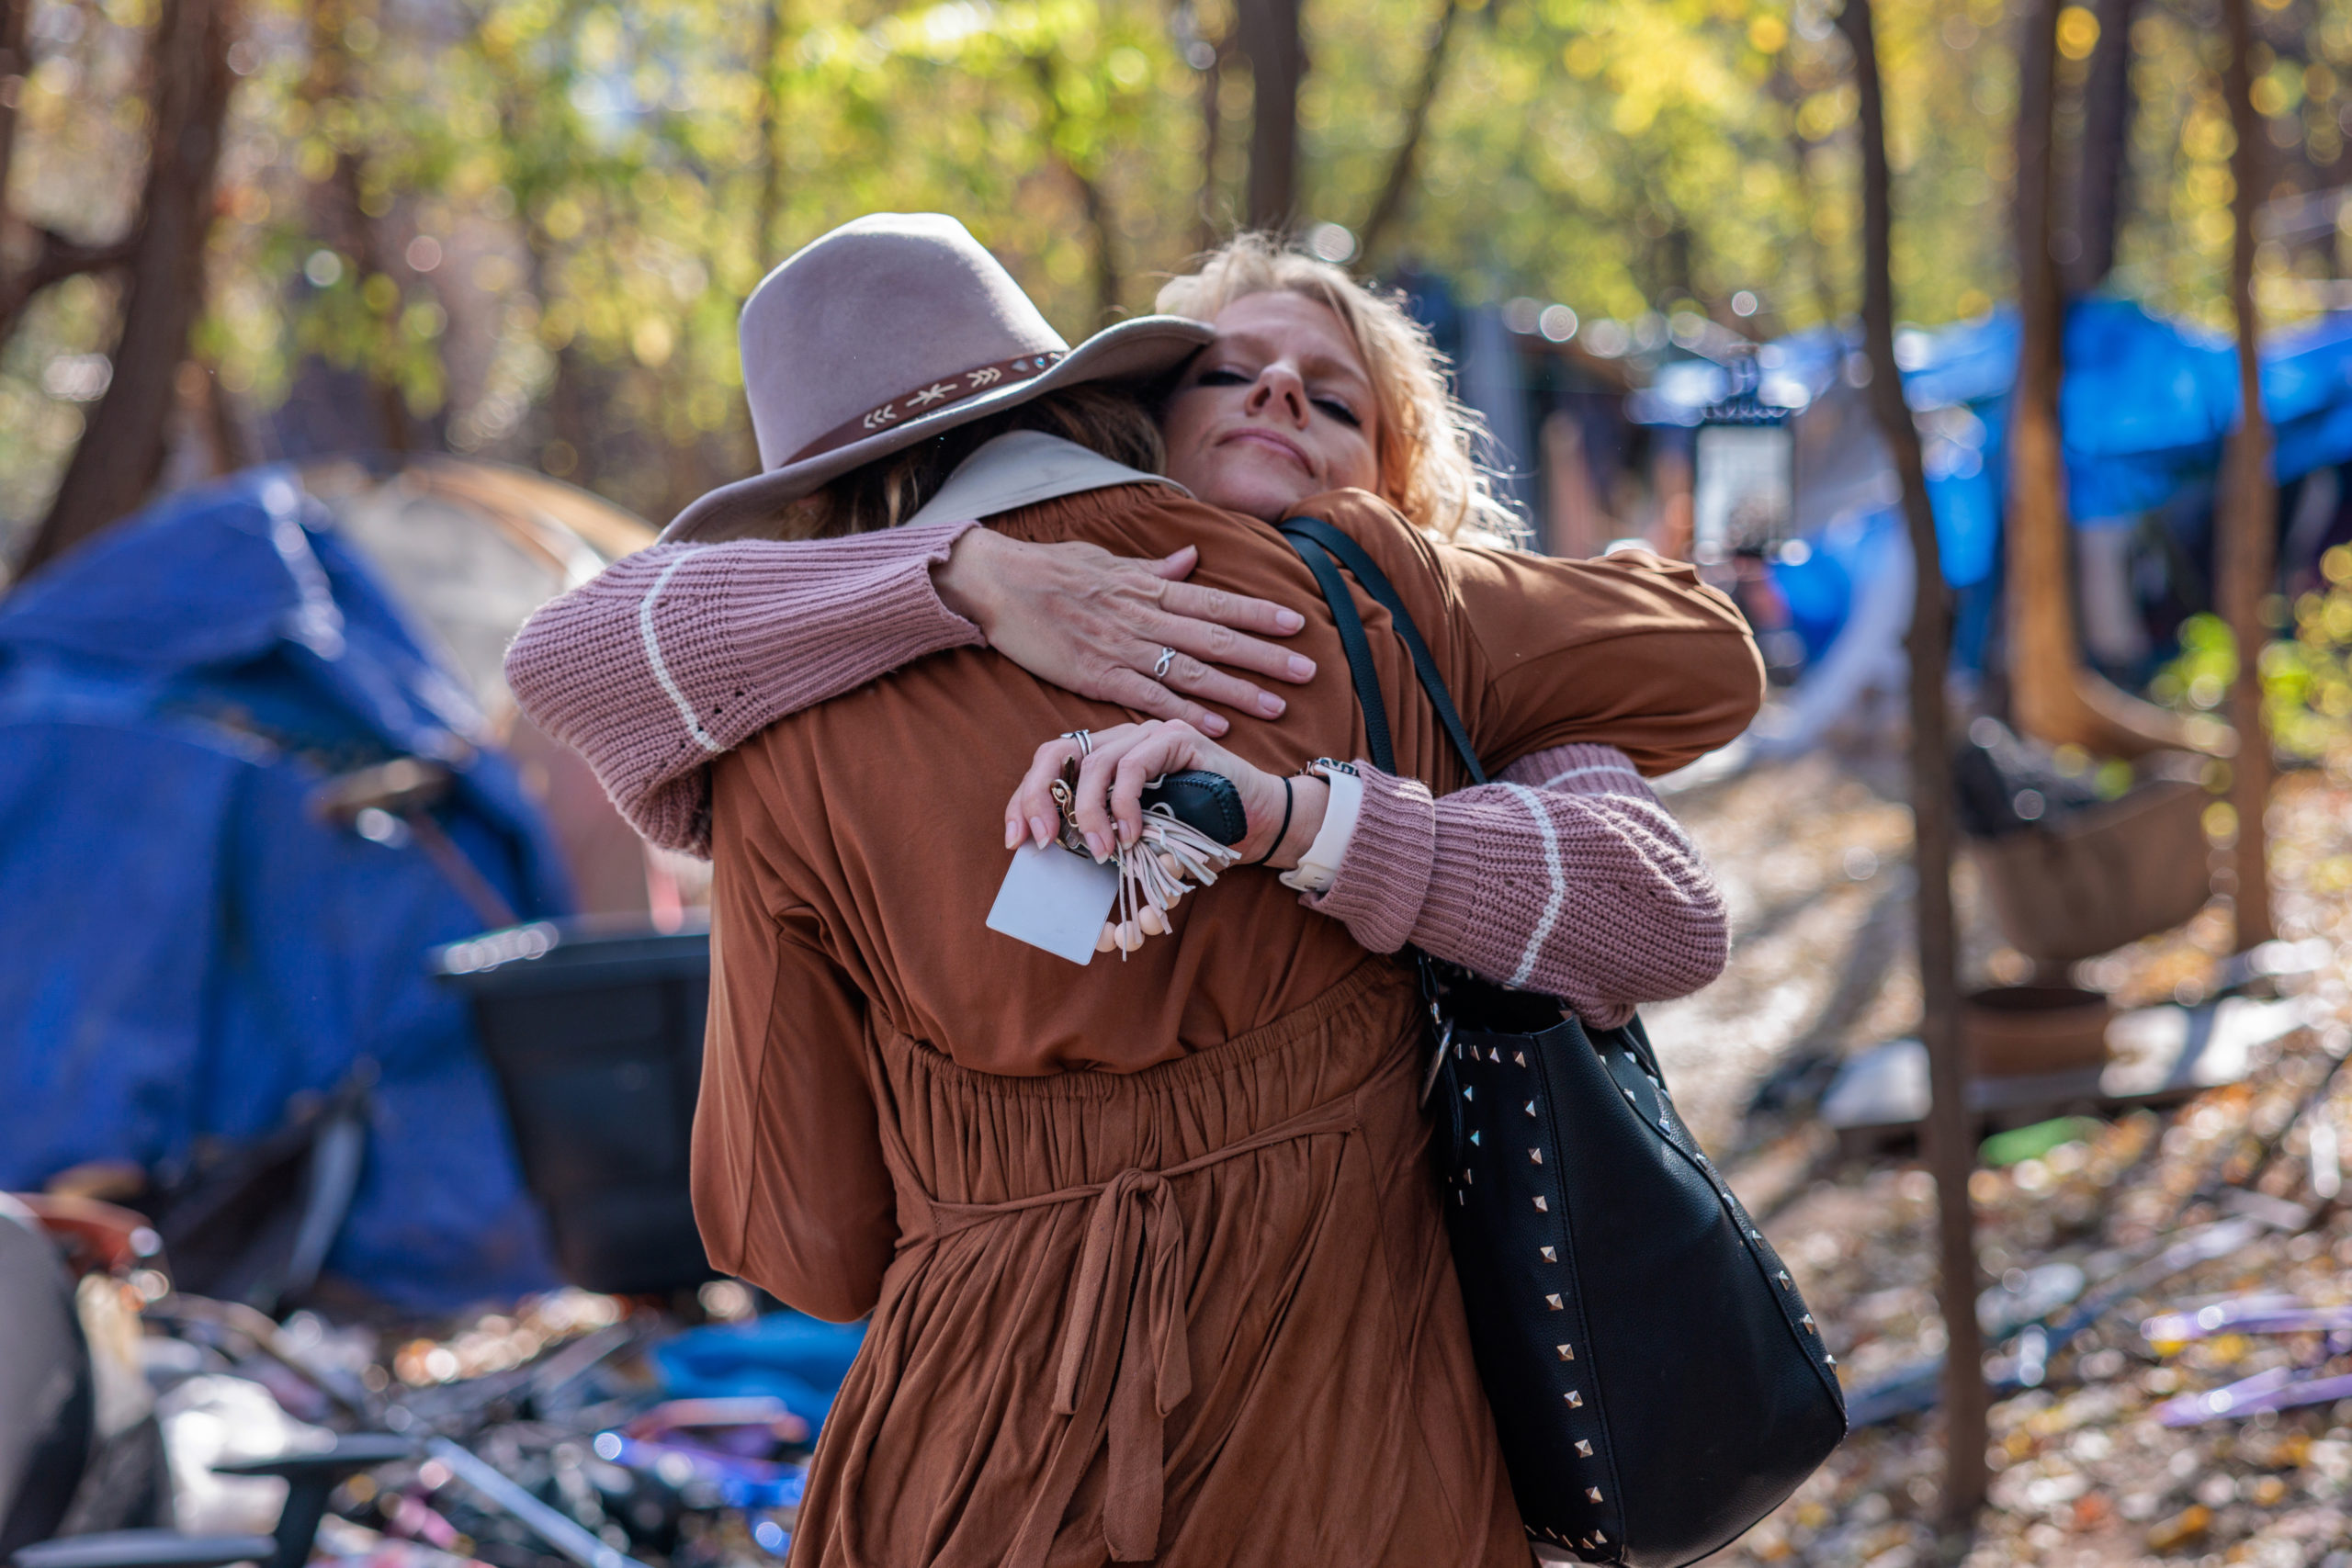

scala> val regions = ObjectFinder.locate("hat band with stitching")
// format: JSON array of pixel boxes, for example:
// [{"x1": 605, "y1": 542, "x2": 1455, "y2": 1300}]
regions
[{"x1": 784, "y1": 349, "x2": 1071, "y2": 466}]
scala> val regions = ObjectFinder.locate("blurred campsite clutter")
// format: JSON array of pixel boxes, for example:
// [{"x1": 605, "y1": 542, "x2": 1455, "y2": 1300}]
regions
[{"x1": 21, "y1": 0, "x2": 2352, "y2": 1559}]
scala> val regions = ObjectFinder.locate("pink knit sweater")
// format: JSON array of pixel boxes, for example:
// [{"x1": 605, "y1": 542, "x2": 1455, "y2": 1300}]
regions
[{"x1": 504, "y1": 526, "x2": 1729, "y2": 1024}]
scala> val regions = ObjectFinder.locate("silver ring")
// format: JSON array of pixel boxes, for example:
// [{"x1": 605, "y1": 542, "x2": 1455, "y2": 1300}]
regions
[
  {"x1": 1060, "y1": 728, "x2": 1092, "y2": 757},
  {"x1": 1152, "y1": 647, "x2": 1177, "y2": 681}
]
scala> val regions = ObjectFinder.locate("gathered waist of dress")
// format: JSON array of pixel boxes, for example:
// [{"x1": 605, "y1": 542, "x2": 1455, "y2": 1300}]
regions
[
  {"x1": 868, "y1": 958, "x2": 1418, "y2": 1212},
  {"x1": 852, "y1": 957, "x2": 1429, "y2": 1568}
]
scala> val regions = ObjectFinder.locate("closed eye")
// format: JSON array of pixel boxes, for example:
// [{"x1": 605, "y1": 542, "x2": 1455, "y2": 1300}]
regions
[{"x1": 1196, "y1": 365, "x2": 1362, "y2": 428}]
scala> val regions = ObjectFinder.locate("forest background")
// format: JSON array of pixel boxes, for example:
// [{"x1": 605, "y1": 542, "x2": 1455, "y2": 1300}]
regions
[{"x1": 0, "y1": 0, "x2": 2344, "y2": 558}]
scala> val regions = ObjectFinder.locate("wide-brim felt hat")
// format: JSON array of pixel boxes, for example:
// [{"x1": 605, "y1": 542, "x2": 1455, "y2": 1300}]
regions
[{"x1": 662, "y1": 213, "x2": 1213, "y2": 543}]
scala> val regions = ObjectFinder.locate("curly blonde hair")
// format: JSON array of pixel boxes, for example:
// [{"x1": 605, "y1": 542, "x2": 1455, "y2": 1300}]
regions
[{"x1": 1154, "y1": 233, "x2": 1522, "y2": 545}]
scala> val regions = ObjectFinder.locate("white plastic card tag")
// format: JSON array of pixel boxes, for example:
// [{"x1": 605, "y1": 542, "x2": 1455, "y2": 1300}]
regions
[{"x1": 986, "y1": 842, "x2": 1119, "y2": 965}]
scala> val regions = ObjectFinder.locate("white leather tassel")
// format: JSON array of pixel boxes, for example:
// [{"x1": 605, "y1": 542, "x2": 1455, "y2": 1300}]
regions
[{"x1": 1098, "y1": 807, "x2": 1239, "y2": 961}]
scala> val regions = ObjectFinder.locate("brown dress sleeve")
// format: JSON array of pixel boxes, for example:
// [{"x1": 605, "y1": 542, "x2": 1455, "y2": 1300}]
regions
[
  {"x1": 691, "y1": 756, "x2": 899, "y2": 1322},
  {"x1": 1437, "y1": 543, "x2": 1765, "y2": 778},
  {"x1": 1286, "y1": 491, "x2": 1766, "y2": 780}
]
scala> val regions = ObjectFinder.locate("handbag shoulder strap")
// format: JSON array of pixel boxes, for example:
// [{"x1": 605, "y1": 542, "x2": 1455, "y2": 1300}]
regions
[{"x1": 1278, "y1": 516, "x2": 1487, "y2": 787}]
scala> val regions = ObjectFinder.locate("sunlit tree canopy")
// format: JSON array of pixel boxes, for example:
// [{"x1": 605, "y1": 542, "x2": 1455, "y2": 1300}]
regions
[{"x1": 5, "y1": 0, "x2": 2349, "y2": 536}]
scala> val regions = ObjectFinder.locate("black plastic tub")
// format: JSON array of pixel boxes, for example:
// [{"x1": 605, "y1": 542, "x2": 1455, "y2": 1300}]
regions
[{"x1": 433, "y1": 919, "x2": 714, "y2": 1296}]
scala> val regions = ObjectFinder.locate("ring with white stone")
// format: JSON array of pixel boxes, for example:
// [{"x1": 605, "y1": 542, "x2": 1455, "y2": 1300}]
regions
[{"x1": 1152, "y1": 646, "x2": 1177, "y2": 681}]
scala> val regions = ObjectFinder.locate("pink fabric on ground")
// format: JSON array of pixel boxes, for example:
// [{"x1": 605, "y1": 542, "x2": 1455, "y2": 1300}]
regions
[
  {"x1": 503, "y1": 526, "x2": 1731, "y2": 1020},
  {"x1": 1309, "y1": 744, "x2": 1726, "y2": 1027},
  {"x1": 503, "y1": 521, "x2": 981, "y2": 853}
]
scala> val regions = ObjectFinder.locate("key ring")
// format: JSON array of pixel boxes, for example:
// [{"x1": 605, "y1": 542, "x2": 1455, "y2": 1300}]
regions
[{"x1": 1152, "y1": 647, "x2": 1177, "y2": 681}]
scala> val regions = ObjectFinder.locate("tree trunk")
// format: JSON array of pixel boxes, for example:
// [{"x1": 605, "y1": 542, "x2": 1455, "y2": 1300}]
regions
[
  {"x1": 2219, "y1": 0, "x2": 2276, "y2": 951},
  {"x1": 17, "y1": 0, "x2": 241, "y2": 578},
  {"x1": 1030, "y1": 55, "x2": 1122, "y2": 324},
  {"x1": 0, "y1": 0, "x2": 26, "y2": 229},
  {"x1": 1193, "y1": 29, "x2": 1228, "y2": 254},
  {"x1": 1073, "y1": 160, "x2": 1121, "y2": 324},
  {"x1": 1837, "y1": 0, "x2": 1986, "y2": 1529},
  {"x1": 2005, "y1": 0, "x2": 2205, "y2": 757},
  {"x1": 1354, "y1": 0, "x2": 1462, "y2": 264},
  {"x1": 2067, "y1": 0, "x2": 2141, "y2": 294},
  {"x1": 186, "y1": 356, "x2": 253, "y2": 475},
  {"x1": 303, "y1": 0, "x2": 408, "y2": 454},
  {"x1": 1770, "y1": 52, "x2": 1841, "y2": 327},
  {"x1": 753, "y1": 0, "x2": 787, "y2": 264},
  {"x1": 1237, "y1": 0, "x2": 1301, "y2": 231}
]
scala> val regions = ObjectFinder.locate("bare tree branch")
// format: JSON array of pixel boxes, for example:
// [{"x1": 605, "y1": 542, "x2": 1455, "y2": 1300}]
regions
[
  {"x1": 0, "y1": 225, "x2": 139, "y2": 342},
  {"x1": 1354, "y1": 0, "x2": 1461, "y2": 265}
]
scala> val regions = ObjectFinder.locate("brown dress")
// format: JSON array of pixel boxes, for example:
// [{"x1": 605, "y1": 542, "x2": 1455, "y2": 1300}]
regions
[{"x1": 694, "y1": 485, "x2": 1763, "y2": 1568}]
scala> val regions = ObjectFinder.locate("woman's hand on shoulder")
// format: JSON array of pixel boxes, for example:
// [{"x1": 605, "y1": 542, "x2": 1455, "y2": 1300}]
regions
[
  {"x1": 1005, "y1": 720, "x2": 1327, "y2": 871},
  {"x1": 933, "y1": 531, "x2": 1316, "y2": 738}
]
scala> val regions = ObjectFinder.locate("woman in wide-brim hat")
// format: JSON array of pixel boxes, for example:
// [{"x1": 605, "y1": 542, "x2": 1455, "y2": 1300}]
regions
[{"x1": 507, "y1": 215, "x2": 1761, "y2": 1564}]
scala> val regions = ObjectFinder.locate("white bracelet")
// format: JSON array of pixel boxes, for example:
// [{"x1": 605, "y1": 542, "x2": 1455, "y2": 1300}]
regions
[{"x1": 1278, "y1": 761, "x2": 1364, "y2": 895}]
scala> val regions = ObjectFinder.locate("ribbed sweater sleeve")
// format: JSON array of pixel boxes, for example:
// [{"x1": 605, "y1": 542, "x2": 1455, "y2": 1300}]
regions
[
  {"x1": 1306, "y1": 743, "x2": 1728, "y2": 1026},
  {"x1": 503, "y1": 521, "x2": 983, "y2": 856}
]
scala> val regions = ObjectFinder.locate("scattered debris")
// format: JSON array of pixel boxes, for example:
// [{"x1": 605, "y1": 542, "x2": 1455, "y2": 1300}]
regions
[{"x1": 1664, "y1": 755, "x2": 2352, "y2": 1565}]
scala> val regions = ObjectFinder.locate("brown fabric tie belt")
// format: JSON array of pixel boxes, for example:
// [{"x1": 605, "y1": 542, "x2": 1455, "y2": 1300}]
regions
[{"x1": 893, "y1": 1091, "x2": 1363, "y2": 1568}]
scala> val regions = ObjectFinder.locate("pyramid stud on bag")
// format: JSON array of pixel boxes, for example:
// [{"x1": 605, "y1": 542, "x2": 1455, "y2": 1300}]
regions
[
  {"x1": 1545, "y1": 1293, "x2": 1563, "y2": 1310},
  {"x1": 1586, "y1": 1487, "x2": 1603, "y2": 1504},
  {"x1": 1512, "y1": 1050, "x2": 1526, "y2": 1066},
  {"x1": 1556, "y1": 1343, "x2": 1575, "y2": 1360},
  {"x1": 1575, "y1": 1439, "x2": 1593, "y2": 1457},
  {"x1": 1530, "y1": 1147, "x2": 1544, "y2": 1165},
  {"x1": 1524, "y1": 1100, "x2": 1538, "y2": 1118},
  {"x1": 1533, "y1": 1195, "x2": 1548, "y2": 1213},
  {"x1": 1539, "y1": 1246, "x2": 1556, "y2": 1262},
  {"x1": 1565, "y1": 1390, "x2": 1583, "y2": 1408}
]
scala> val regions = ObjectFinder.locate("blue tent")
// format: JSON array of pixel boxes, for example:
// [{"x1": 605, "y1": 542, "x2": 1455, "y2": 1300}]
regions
[
  {"x1": 0, "y1": 471, "x2": 569, "y2": 1310},
  {"x1": 1630, "y1": 299, "x2": 2352, "y2": 674},
  {"x1": 1638, "y1": 296, "x2": 2352, "y2": 545}
]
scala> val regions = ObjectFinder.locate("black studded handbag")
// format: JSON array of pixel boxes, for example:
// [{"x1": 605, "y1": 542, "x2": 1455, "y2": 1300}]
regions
[{"x1": 1278, "y1": 518, "x2": 1847, "y2": 1567}]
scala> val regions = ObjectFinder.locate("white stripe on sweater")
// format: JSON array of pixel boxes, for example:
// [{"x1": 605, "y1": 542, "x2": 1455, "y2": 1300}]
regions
[
  {"x1": 1538, "y1": 762, "x2": 1647, "y2": 792},
  {"x1": 1503, "y1": 783, "x2": 1567, "y2": 988},
  {"x1": 641, "y1": 552, "x2": 723, "y2": 754}
]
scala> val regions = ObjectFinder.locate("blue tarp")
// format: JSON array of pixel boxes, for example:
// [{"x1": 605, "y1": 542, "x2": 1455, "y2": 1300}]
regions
[
  {"x1": 1643, "y1": 296, "x2": 2352, "y2": 535},
  {"x1": 0, "y1": 471, "x2": 569, "y2": 1310},
  {"x1": 654, "y1": 1314, "x2": 869, "y2": 1438},
  {"x1": 1648, "y1": 299, "x2": 2352, "y2": 666}
]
